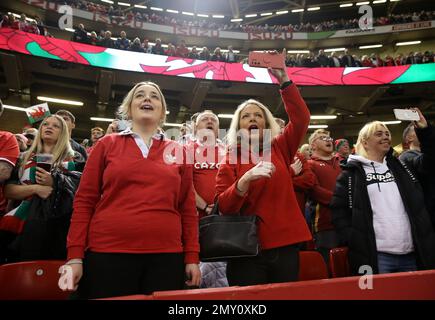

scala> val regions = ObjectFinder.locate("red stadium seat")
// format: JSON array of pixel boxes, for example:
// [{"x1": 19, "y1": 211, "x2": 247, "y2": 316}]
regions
[
  {"x1": 298, "y1": 251, "x2": 329, "y2": 281},
  {"x1": 329, "y1": 247, "x2": 350, "y2": 278},
  {"x1": 0, "y1": 260, "x2": 70, "y2": 300}
]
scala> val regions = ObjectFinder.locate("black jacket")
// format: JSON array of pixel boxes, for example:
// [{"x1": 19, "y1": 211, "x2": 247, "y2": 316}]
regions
[
  {"x1": 399, "y1": 125, "x2": 435, "y2": 228},
  {"x1": 12, "y1": 170, "x2": 81, "y2": 261},
  {"x1": 330, "y1": 149, "x2": 435, "y2": 275}
]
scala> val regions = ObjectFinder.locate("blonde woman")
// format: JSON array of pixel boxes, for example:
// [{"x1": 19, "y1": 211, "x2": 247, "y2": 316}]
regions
[
  {"x1": 0, "y1": 115, "x2": 77, "y2": 261},
  {"x1": 65, "y1": 81, "x2": 200, "y2": 299},
  {"x1": 215, "y1": 50, "x2": 312, "y2": 286},
  {"x1": 331, "y1": 115, "x2": 435, "y2": 275}
]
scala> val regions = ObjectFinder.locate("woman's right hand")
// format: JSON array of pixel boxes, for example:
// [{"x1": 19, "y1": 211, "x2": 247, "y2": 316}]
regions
[
  {"x1": 237, "y1": 161, "x2": 275, "y2": 194},
  {"x1": 33, "y1": 184, "x2": 53, "y2": 199}
]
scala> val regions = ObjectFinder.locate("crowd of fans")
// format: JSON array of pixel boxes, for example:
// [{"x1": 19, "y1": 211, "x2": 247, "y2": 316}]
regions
[
  {"x1": 54, "y1": 0, "x2": 435, "y2": 33},
  {"x1": 1, "y1": 8, "x2": 434, "y2": 68}
]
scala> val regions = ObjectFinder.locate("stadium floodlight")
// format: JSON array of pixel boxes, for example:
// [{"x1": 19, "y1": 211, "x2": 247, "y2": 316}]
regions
[
  {"x1": 260, "y1": 12, "x2": 273, "y2": 16},
  {"x1": 292, "y1": 9, "x2": 305, "y2": 13},
  {"x1": 150, "y1": 7, "x2": 163, "y2": 11},
  {"x1": 307, "y1": 7, "x2": 320, "y2": 11},
  {"x1": 359, "y1": 44, "x2": 383, "y2": 49},
  {"x1": 101, "y1": 0, "x2": 114, "y2": 4},
  {"x1": 310, "y1": 115, "x2": 337, "y2": 120},
  {"x1": 90, "y1": 117, "x2": 114, "y2": 122},
  {"x1": 287, "y1": 50, "x2": 310, "y2": 53},
  {"x1": 324, "y1": 47, "x2": 346, "y2": 52},
  {"x1": 382, "y1": 121, "x2": 402, "y2": 125},
  {"x1": 396, "y1": 41, "x2": 421, "y2": 46},
  {"x1": 37, "y1": 96, "x2": 83, "y2": 106},
  {"x1": 309, "y1": 125, "x2": 328, "y2": 129},
  {"x1": 231, "y1": 18, "x2": 243, "y2": 22},
  {"x1": 3, "y1": 105, "x2": 27, "y2": 112},
  {"x1": 340, "y1": 3, "x2": 353, "y2": 7},
  {"x1": 373, "y1": 0, "x2": 387, "y2": 3},
  {"x1": 117, "y1": 2, "x2": 130, "y2": 7},
  {"x1": 197, "y1": 14, "x2": 209, "y2": 18},
  {"x1": 134, "y1": 5, "x2": 147, "y2": 9},
  {"x1": 356, "y1": 1, "x2": 370, "y2": 5},
  {"x1": 182, "y1": 11, "x2": 194, "y2": 16},
  {"x1": 167, "y1": 9, "x2": 179, "y2": 14},
  {"x1": 164, "y1": 123, "x2": 183, "y2": 127},
  {"x1": 212, "y1": 15, "x2": 225, "y2": 18},
  {"x1": 276, "y1": 10, "x2": 289, "y2": 15},
  {"x1": 245, "y1": 14, "x2": 258, "y2": 18}
]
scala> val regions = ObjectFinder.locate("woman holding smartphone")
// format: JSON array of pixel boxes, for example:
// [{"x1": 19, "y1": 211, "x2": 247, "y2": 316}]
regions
[
  {"x1": 64, "y1": 81, "x2": 200, "y2": 299},
  {"x1": 0, "y1": 115, "x2": 77, "y2": 262},
  {"x1": 215, "y1": 50, "x2": 312, "y2": 286}
]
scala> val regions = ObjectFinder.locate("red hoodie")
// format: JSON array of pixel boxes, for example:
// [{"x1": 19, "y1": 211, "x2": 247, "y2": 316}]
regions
[
  {"x1": 308, "y1": 155, "x2": 342, "y2": 232},
  {"x1": 216, "y1": 83, "x2": 312, "y2": 250}
]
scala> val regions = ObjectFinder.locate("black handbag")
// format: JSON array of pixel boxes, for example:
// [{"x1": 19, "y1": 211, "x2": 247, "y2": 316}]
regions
[{"x1": 199, "y1": 203, "x2": 259, "y2": 262}]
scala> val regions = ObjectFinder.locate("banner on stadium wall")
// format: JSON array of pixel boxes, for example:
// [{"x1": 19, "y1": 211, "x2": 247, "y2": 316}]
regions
[
  {"x1": 1, "y1": 29, "x2": 434, "y2": 86},
  {"x1": 22, "y1": 0, "x2": 435, "y2": 40}
]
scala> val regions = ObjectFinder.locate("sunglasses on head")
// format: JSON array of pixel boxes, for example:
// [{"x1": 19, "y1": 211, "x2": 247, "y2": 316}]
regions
[{"x1": 317, "y1": 136, "x2": 334, "y2": 142}]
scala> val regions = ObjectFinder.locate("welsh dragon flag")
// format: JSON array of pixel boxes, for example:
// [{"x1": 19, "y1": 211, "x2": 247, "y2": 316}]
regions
[{"x1": 25, "y1": 103, "x2": 51, "y2": 124}]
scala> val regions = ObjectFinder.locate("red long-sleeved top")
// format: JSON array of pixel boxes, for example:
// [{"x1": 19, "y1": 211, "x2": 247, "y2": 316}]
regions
[
  {"x1": 66, "y1": 134, "x2": 199, "y2": 264},
  {"x1": 215, "y1": 83, "x2": 312, "y2": 250},
  {"x1": 291, "y1": 152, "x2": 317, "y2": 213},
  {"x1": 308, "y1": 155, "x2": 342, "y2": 232}
]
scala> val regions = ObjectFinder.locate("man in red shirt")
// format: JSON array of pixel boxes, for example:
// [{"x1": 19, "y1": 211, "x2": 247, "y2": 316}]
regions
[
  {"x1": 0, "y1": 100, "x2": 20, "y2": 216},
  {"x1": 308, "y1": 129, "x2": 342, "y2": 263},
  {"x1": 189, "y1": 110, "x2": 225, "y2": 218}
]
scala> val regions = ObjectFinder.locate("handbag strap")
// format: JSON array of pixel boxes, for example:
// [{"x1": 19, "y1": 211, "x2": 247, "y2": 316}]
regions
[{"x1": 210, "y1": 202, "x2": 220, "y2": 216}]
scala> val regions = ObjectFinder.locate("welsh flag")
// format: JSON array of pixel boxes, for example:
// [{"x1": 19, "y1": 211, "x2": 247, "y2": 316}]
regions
[{"x1": 25, "y1": 103, "x2": 51, "y2": 124}]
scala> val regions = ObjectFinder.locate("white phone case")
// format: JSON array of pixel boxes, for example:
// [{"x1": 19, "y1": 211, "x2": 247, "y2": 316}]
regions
[{"x1": 393, "y1": 109, "x2": 420, "y2": 121}]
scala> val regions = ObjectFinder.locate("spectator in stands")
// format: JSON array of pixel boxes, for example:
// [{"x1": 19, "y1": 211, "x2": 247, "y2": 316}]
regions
[
  {"x1": 1, "y1": 115, "x2": 80, "y2": 262},
  {"x1": 72, "y1": 24, "x2": 89, "y2": 44},
  {"x1": 329, "y1": 52, "x2": 341, "y2": 67},
  {"x1": 335, "y1": 138, "x2": 350, "y2": 164},
  {"x1": 199, "y1": 47, "x2": 211, "y2": 61},
  {"x1": 34, "y1": 16, "x2": 45, "y2": 35},
  {"x1": 18, "y1": 14, "x2": 27, "y2": 31},
  {"x1": 142, "y1": 38, "x2": 151, "y2": 53},
  {"x1": 166, "y1": 43, "x2": 176, "y2": 56},
  {"x1": 65, "y1": 81, "x2": 200, "y2": 299},
  {"x1": 55, "y1": 110, "x2": 87, "y2": 166},
  {"x1": 331, "y1": 120, "x2": 435, "y2": 275},
  {"x1": 86, "y1": 127, "x2": 105, "y2": 155},
  {"x1": 129, "y1": 37, "x2": 144, "y2": 52},
  {"x1": 0, "y1": 100, "x2": 20, "y2": 217},
  {"x1": 384, "y1": 55, "x2": 396, "y2": 67},
  {"x1": 308, "y1": 129, "x2": 342, "y2": 263},
  {"x1": 316, "y1": 49, "x2": 330, "y2": 67},
  {"x1": 175, "y1": 39, "x2": 189, "y2": 58},
  {"x1": 361, "y1": 55, "x2": 374, "y2": 67},
  {"x1": 371, "y1": 53, "x2": 384, "y2": 67},
  {"x1": 216, "y1": 50, "x2": 312, "y2": 286},
  {"x1": 422, "y1": 51, "x2": 434, "y2": 63},
  {"x1": 14, "y1": 134, "x2": 28, "y2": 153},
  {"x1": 211, "y1": 47, "x2": 225, "y2": 62},
  {"x1": 400, "y1": 113, "x2": 435, "y2": 229},
  {"x1": 115, "y1": 31, "x2": 130, "y2": 50},
  {"x1": 291, "y1": 152, "x2": 317, "y2": 214},
  {"x1": 83, "y1": 31, "x2": 96, "y2": 46},
  {"x1": 353, "y1": 55, "x2": 363, "y2": 67},
  {"x1": 23, "y1": 128, "x2": 38, "y2": 149},
  {"x1": 285, "y1": 53, "x2": 296, "y2": 67},
  {"x1": 299, "y1": 144, "x2": 312, "y2": 160},
  {"x1": 188, "y1": 46, "x2": 199, "y2": 59},
  {"x1": 151, "y1": 38, "x2": 165, "y2": 55},
  {"x1": 98, "y1": 30, "x2": 115, "y2": 48},
  {"x1": 341, "y1": 49, "x2": 355, "y2": 67},
  {"x1": 225, "y1": 46, "x2": 238, "y2": 63},
  {"x1": 24, "y1": 20, "x2": 40, "y2": 35}
]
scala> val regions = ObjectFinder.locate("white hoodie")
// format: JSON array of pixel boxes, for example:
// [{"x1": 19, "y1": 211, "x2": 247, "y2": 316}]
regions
[{"x1": 348, "y1": 154, "x2": 414, "y2": 254}]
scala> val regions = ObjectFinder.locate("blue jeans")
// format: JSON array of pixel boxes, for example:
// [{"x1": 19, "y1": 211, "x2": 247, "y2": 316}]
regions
[{"x1": 377, "y1": 252, "x2": 417, "y2": 274}]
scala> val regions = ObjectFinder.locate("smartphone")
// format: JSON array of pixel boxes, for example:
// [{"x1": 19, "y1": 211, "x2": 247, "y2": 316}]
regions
[
  {"x1": 393, "y1": 109, "x2": 420, "y2": 121},
  {"x1": 248, "y1": 51, "x2": 284, "y2": 69}
]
